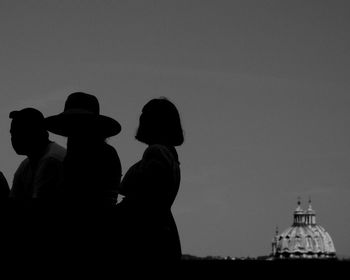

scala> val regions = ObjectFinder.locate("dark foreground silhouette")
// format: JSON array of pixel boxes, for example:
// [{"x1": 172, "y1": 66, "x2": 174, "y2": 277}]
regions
[
  {"x1": 9, "y1": 107, "x2": 66, "y2": 204},
  {"x1": 116, "y1": 97, "x2": 184, "y2": 260},
  {"x1": 2, "y1": 94, "x2": 186, "y2": 266},
  {"x1": 44, "y1": 92, "x2": 122, "y2": 261}
]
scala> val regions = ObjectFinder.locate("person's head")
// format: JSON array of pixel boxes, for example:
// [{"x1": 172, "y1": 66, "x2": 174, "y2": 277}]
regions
[
  {"x1": 135, "y1": 97, "x2": 184, "y2": 146},
  {"x1": 9, "y1": 108, "x2": 49, "y2": 156}
]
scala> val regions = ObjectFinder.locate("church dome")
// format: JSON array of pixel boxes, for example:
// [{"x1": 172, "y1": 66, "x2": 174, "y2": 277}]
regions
[{"x1": 271, "y1": 198, "x2": 336, "y2": 259}]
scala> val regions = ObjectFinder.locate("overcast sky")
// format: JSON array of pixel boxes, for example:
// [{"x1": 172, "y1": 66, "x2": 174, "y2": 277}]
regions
[{"x1": 1, "y1": 0, "x2": 349, "y2": 257}]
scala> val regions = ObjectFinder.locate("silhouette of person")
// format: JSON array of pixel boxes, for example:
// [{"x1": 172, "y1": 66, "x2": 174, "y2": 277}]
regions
[
  {"x1": 117, "y1": 97, "x2": 184, "y2": 261},
  {"x1": 45, "y1": 92, "x2": 122, "y2": 260},
  {"x1": 9, "y1": 108, "x2": 66, "y2": 206},
  {"x1": 8, "y1": 107, "x2": 66, "y2": 260},
  {"x1": 45, "y1": 92, "x2": 122, "y2": 207}
]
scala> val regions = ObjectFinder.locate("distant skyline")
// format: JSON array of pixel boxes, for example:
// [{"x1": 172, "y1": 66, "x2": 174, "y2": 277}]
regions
[{"x1": 0, "y1": 1, "x2": 349, "y2": 257}]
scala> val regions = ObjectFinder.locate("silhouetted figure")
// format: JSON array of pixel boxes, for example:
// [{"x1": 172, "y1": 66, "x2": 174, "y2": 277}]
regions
[
  {"x1": 45, "y1": 92, "x2": 122, "y2": 261},
  {"x1": 9, "y1": 108, "x2": 66, "y2": 205},
  {"x1": 8, "y1": 108, "x2": 66, "y2": 260},
  {"x1": 117, "y1": 97, "x2": 184, "y2": 261}
]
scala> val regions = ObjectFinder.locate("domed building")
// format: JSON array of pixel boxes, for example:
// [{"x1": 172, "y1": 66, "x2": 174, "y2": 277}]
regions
[{"x1": 271, "y1": 198, "x2": 336, "y2": 259}]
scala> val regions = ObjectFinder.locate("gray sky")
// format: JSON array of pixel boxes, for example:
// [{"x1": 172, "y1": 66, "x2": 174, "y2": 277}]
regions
[{"x1": 1, "y1": 0, "x2": 349, "y2": 257}]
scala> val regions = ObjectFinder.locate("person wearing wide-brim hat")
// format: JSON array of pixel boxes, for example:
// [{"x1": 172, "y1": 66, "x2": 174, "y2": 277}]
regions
[
  {"x1": 45, "y1": 92, "x2": 123, "y2": 261},
  {"x1": 45, "y1": 92, "x2": 122, "y2": 207}
]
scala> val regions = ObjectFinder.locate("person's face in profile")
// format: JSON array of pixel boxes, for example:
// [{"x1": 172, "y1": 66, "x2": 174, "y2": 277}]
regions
[
  {"x1": 136, "y1": 106, "x2": 163, "y2": 145},
  {"x1": 136, "y1": 111, "x2": 151, "y2": 142},
  {"x1": 10, "y1": 119, "x2": 34, "y2": 155}
]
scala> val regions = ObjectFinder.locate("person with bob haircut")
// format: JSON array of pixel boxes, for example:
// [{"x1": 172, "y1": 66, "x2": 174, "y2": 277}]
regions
[{"x1": 117, "y1": 97, "x2": 184, "y2": 261}]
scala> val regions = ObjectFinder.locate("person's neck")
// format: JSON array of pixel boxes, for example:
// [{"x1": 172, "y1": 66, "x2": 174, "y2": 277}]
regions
[
  {"x1": 27, "y1": 139, "x2": 51, "y2": 162},
  {"x1": 67, "y1": 136, "x2": 105, "y2": 151}
]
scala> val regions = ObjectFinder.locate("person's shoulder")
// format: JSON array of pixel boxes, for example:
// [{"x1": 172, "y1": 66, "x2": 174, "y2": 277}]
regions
[
  {"x1": 101, "y1": 142, "x2": 121, "y2": 161},
  {"x1": 19, "y1": 158, "x2": 30, "y2": 168},
  {"x1": 144, "y1": 144, "x2": 166, "y2": 155},
  {"x1": 143, "y1": 145, "x2": 175, "y2": 164},
  {"x1": 0, "y1": 171, "x2": 9, "y2": 186},
  {"x1": 14, "y1": 157, "x2": 30, "y2": 176},
  {"x1": 45, "y1": 142, "x2": 66, "y2": 161},
  {"x1": 103, "y1": 142, "x2": 118, "y2": 153}
]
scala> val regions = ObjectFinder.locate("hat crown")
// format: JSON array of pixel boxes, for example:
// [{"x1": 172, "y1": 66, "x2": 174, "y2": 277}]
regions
[
  {"x1": 46, "y1": 92, "x2": 121, "y2": 137},
  {"x1": 64, "y1": 92, "x2": 100, "y2": 114}
]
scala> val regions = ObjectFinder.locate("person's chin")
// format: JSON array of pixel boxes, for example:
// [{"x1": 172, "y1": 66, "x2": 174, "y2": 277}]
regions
[{"x1": 13, "y1": 148, "x2": 27, "y2": 156}]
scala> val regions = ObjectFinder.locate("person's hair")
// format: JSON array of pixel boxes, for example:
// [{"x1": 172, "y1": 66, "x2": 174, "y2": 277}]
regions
[
  {"x1": 9, "y1": 108, "x2": 49, "y2": 139},
  {"x1": 135, "y1": 97, "x2": 184, "y2": 146}
]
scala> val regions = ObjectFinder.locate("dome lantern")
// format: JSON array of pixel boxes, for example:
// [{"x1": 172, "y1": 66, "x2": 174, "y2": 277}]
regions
[
  {"x1": 306, "y1": 197, "x2": 316, "y2": 225},
  {"x1": 293, "y1": 197, "x2": 305, "y2": 226}
]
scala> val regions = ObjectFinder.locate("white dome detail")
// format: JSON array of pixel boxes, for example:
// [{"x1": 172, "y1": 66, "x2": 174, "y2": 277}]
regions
[{"x1": 271, "y1": 198, "x2": 336, "y2": 259}]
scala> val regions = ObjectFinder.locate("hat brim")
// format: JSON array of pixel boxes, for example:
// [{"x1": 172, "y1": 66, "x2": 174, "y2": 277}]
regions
[{"x1": 45, "y1": 112, "x2": 121, "y2": 138}]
